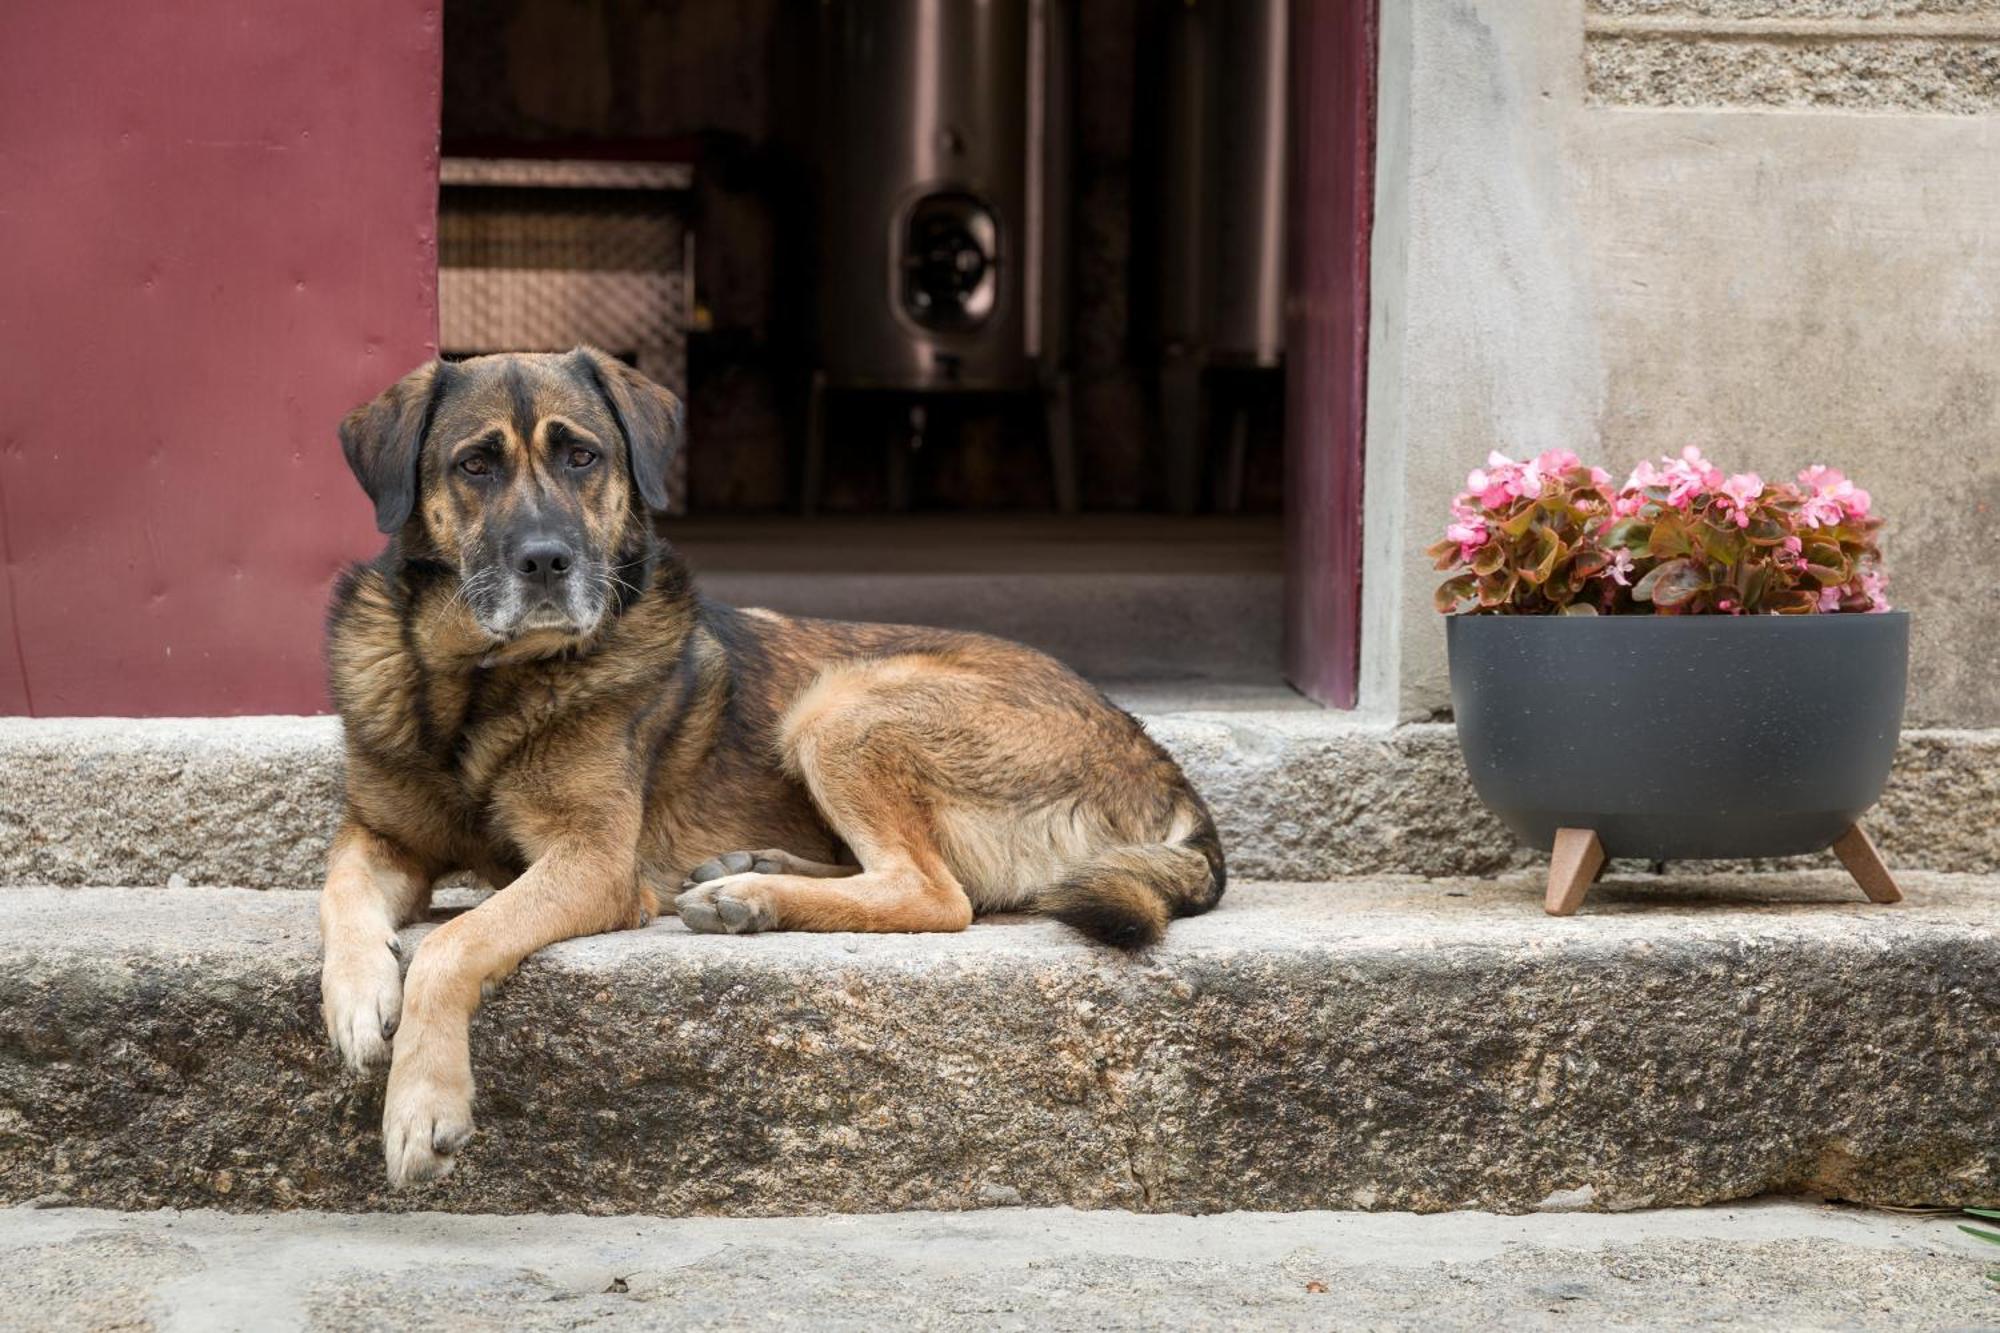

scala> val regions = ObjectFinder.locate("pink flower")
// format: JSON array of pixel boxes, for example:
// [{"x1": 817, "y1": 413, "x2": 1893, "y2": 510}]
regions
[
  {"x1": 1715, "y1": 472, "x2": 1763, "y2": 527},
  {"x1": 1466, "y1": 450, "x2": 1545, "y2": 508},
  {"x1": 1514, "y1": 454, "x2": 1545, "y2": 500},
  {"x1": 1627, "y1": 445, "x2": 1724, "y2": 510},
  {"x1": 1859, "y1": 568, "x2": 1890, "y2": 613},
  {"x1": 1465, "y1": 467, "x2": 1506, "y2": 509},
  {"x1": 1446, "y1": 518, "x2": 1488, "y2": 562},
  {"x1": 1533, "y1": 448, "x2": 1581, "y2": 477},
  {"x1": 1797, "y1": 464, "x2": 1871, "y2": 528},
  {"x1": 1817, "y1": 585, "x2": 1844, "y2": 612},
  {"x1": 1611, "y1": 493, "x2": 1643, "y2": 518},
  {"x1": 1606, "y1": 548, "x2": 1635, "y2": 587},
  {"x1": 1443, "y1": 494, "x2": 1492, "y2": 561}
]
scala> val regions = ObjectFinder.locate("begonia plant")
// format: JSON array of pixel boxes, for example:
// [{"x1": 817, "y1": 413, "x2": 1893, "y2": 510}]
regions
[{"x1": 1430, "y1": 446, "x2": 1888, "y2": 616}]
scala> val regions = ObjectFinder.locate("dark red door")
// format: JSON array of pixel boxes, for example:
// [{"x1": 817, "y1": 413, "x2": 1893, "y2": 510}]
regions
[
  {"x1": 0, "y1": 0, "x2": 442, "y2": 715},
  {"x1": 1283, "y1": 0, "x2": 1376, "y2": 709}
]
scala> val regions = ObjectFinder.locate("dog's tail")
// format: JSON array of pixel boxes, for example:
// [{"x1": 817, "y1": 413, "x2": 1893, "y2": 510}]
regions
[{"x1": 1038, "y1": 804, "x2": 1227, "y2": 950}]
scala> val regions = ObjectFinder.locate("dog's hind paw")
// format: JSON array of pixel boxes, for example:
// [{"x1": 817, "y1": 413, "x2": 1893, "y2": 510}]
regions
[
  {"x1": 674, "y1": 877, "x2": 779, "y2": 934},
  {"x1": 683, "y1": 849, "x2": 800, "y2": 883}
]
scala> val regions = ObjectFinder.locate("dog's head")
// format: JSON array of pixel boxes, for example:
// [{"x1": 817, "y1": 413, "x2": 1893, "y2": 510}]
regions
[{"x1": 339, "y1": 349, "x2": 681, "y2": 643}]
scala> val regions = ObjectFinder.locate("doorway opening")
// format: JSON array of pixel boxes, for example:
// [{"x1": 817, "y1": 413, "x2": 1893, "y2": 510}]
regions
[{"x1": 437, "y1": 1, "x2": 1354, "y2": 709}]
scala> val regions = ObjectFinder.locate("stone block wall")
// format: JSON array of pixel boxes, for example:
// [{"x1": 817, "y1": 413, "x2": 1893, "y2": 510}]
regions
[{"x1": 1367, "y1": 0, "x2": 2000, "y2": 726}]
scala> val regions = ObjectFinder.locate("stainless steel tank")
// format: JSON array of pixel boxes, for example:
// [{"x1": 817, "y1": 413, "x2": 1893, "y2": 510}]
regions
[
  {"x1": 1144, "y1": 0, "x2": 1288, "y2": 366},
  {"x1": 809, "y1": 0, "x2": 1069, "y2": 392},
  {"x1": 1139, "y1": 0, "x2": 1288, "y2": 513}
]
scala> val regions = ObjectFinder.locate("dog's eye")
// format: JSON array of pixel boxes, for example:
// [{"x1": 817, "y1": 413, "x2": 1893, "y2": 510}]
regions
[
  {"x1": 459, "y1": 456, "x2": 491, "y2": 478},
  {"x1": 567, "y1": 448, "x2": 598, "y2": 470}
]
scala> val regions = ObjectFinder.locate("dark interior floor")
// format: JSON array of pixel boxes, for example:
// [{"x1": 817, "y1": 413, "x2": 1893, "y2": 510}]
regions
[{"x1": 667, "y1": 515, "x2": 1312, "y2": 710}]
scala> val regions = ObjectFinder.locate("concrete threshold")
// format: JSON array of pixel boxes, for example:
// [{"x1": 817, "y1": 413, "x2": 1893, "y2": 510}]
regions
[
  {"x1": 1, "y1": 876, "x2": 1995, "y2": 1217},
  {"x1": 1, "y1": 714, "x2": 1995, "y2": 889},
  {"x1": 3, "y1": 1199, "x2": 1995, "y2": 1330}
]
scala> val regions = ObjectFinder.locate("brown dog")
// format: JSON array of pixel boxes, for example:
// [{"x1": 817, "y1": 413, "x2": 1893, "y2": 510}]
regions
[{"x1": 318, "y1": 349, "x2": 1225, "y2": 1185}]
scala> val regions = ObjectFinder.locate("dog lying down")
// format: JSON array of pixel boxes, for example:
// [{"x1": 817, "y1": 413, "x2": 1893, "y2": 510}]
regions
[{"x1": 318, "y1": 349, "x2": 1226, "y2": 1185}]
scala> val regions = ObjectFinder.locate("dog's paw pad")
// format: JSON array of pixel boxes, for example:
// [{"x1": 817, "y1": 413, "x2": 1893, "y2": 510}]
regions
[
  {"x1": 674, "y1": 879, "x2": 777, "y2": 935},
  {"x1": 676, "y1": 892, "x2": 724, "y2": 933},
  {"x1": 322, "y1": 939, "x2": 404, "y2": 1073},
  {"x1": 684, "y1": 849, "x2": 804, "y2": 888},
  {"x1": 686, "y1": 850, "x2": 758, "y2": 884},
  {"x1": 383, "y1": 1089, "x2": 473, "y2": 1188}
]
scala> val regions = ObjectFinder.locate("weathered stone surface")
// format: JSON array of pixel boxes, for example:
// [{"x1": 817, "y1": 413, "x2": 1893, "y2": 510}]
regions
[
  {"x1": 1, "y1": 877, "x2": 1995, "y2": 1216},
  {"x1": 0, "y1": 716, "x2": 344, "y2": 890},
  {"x1": 5, "y1": 1201, "x2": 1996, "y2": 1331},
  {"x1": 1587, "y1": 2, "x2": 2000, "y2": 22},
  {"x1": 1587, "y1": 34, "x2": 2000, "y2": 113},
  {"x1": 2, "y1": 715, "x2": 1996, "y2": 888}
]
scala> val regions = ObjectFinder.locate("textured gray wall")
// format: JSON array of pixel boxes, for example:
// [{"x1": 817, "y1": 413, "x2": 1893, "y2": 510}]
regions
[{"x1": 1367, "y1": 0, "x2": 2000, "y2": 725}]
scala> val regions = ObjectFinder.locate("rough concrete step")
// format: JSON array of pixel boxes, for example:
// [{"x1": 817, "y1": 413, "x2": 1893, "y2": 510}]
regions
[
  {"x1": 2, "y1": 876, "x2": 1994, "y2": 1217},
  {"x1": 1, "y1": 715, "x2": 1994, "y2": 889},
  {"x1": 5, "y1": 1200, "x2": 1995, "y2": 1330}
]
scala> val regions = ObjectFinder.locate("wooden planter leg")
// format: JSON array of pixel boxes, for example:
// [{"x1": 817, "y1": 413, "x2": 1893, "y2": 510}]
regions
[
  {"x1": 1545, "y1": 828, "x2": 1606, "y2": 917},
  {"x1": 1832, "y1": 824, "x2": 1902, "y2": 904}
]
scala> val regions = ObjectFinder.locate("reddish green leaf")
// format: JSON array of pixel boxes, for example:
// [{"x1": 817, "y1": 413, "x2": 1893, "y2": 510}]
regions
[
  {"x1": 1633, "y1": 557, "x2": 1708, "y2": 607},
  {"x1": 1745, "y1": 516, "x2": 1787, "y2": 545},
  {"x1": 1434, "y1": 575, "x2": 1477, "y2": 613}
]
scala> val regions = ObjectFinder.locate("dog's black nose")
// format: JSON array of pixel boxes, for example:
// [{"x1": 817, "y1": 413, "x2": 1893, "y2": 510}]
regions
[{"x1": 512, "y1": 538, "x2": 574, "y2": 591}]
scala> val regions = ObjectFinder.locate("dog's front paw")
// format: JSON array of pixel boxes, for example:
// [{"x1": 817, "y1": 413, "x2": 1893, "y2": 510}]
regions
[
  {"x1": 382, "y1": 1028, "x2": 474, "y2": 1187},
  {"x1": 674, "y1": 877, "x2": 779, "y2": 935},
  {"x1": 321, "y1": 934, "x2": 404, "y2": 1072}
]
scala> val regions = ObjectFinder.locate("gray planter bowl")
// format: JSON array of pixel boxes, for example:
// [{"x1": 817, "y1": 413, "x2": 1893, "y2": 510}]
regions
[{"x1": 1447, "y1": 612, "x2": 1909, "y2": 861}]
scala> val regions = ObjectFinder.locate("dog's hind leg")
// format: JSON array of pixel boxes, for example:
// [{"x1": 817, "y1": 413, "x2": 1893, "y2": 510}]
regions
[
  {"x1": 674, "y1": 855, "x2": 970, "y2": 934},
  {"x1": 675, "y1": 662, "x2": 973, "y2": 935},
  {"x1": 672, "y1": 757, "x2": 969, "y2": 934}
]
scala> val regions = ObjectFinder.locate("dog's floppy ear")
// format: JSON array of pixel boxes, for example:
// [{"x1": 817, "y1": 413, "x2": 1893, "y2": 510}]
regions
[
  {"x1": 339, "y1": 361, "x2": 447, "y2": 534},
  {"x1": 571, "y1": 347, "x2": 683, "y2": 513}
]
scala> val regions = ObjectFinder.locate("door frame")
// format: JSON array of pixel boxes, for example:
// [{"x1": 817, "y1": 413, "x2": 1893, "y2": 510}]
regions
[{"x1": 1282, "y1": 0, "x2": 1377, "y2": 709}]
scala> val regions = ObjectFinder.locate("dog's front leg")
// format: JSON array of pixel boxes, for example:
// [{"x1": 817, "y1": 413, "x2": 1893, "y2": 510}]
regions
[
  {"x1": 320, "y1": 821, "x2": 433, "y2": 1072},
  {"x1": 381, "y1": 815, "x2": 640, "y2": 1187}
]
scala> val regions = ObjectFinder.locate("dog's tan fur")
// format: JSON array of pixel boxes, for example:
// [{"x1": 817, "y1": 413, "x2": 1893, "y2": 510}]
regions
[{"x1": 319, "y1": 350, "x2": 1225, "y2": 1184}]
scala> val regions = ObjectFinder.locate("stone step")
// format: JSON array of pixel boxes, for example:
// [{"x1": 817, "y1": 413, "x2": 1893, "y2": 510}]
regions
[
  {"x1": 2, "y1": 876, "x2": 1995, "y2": 1216},
  {"x1": 4, "y1": 1200, "x2": 1995, "y2": 1330},
  {"x1": 0, "y1": 715, "x2": 1994, "y2": 890}
]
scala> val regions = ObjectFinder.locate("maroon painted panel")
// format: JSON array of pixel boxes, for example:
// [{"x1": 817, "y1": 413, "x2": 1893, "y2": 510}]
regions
[
  {"x1": 0, "y1": 0, "x2": 441, "y2": 716},
  {"x1": 1282, "y1": 0, "x2": 1376, "y2": 709}
]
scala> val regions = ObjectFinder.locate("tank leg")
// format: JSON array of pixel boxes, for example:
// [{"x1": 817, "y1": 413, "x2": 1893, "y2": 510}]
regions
[
  {"x1": 802, "y1": 370, "x2": 828, "y2": 517},
  {"x1": 1045, "y1": 375, "x2": 1079, "y2": 515},
  {"x1": 887, "y1": 401, "x2": 923, "y2": 512},
  {"x1": 1219, "y1": 397, "x2": 1250, "y2": 514},
  {"x1": 1160, "y1": 355, "x2": 1204, "y2": 516},
  {"x1": 1831, "y1": 824, "x2": 1902, "y2": 904},
  {"x1": 1545, "y1": 828, "x2": 1605, "y2": 917}
]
